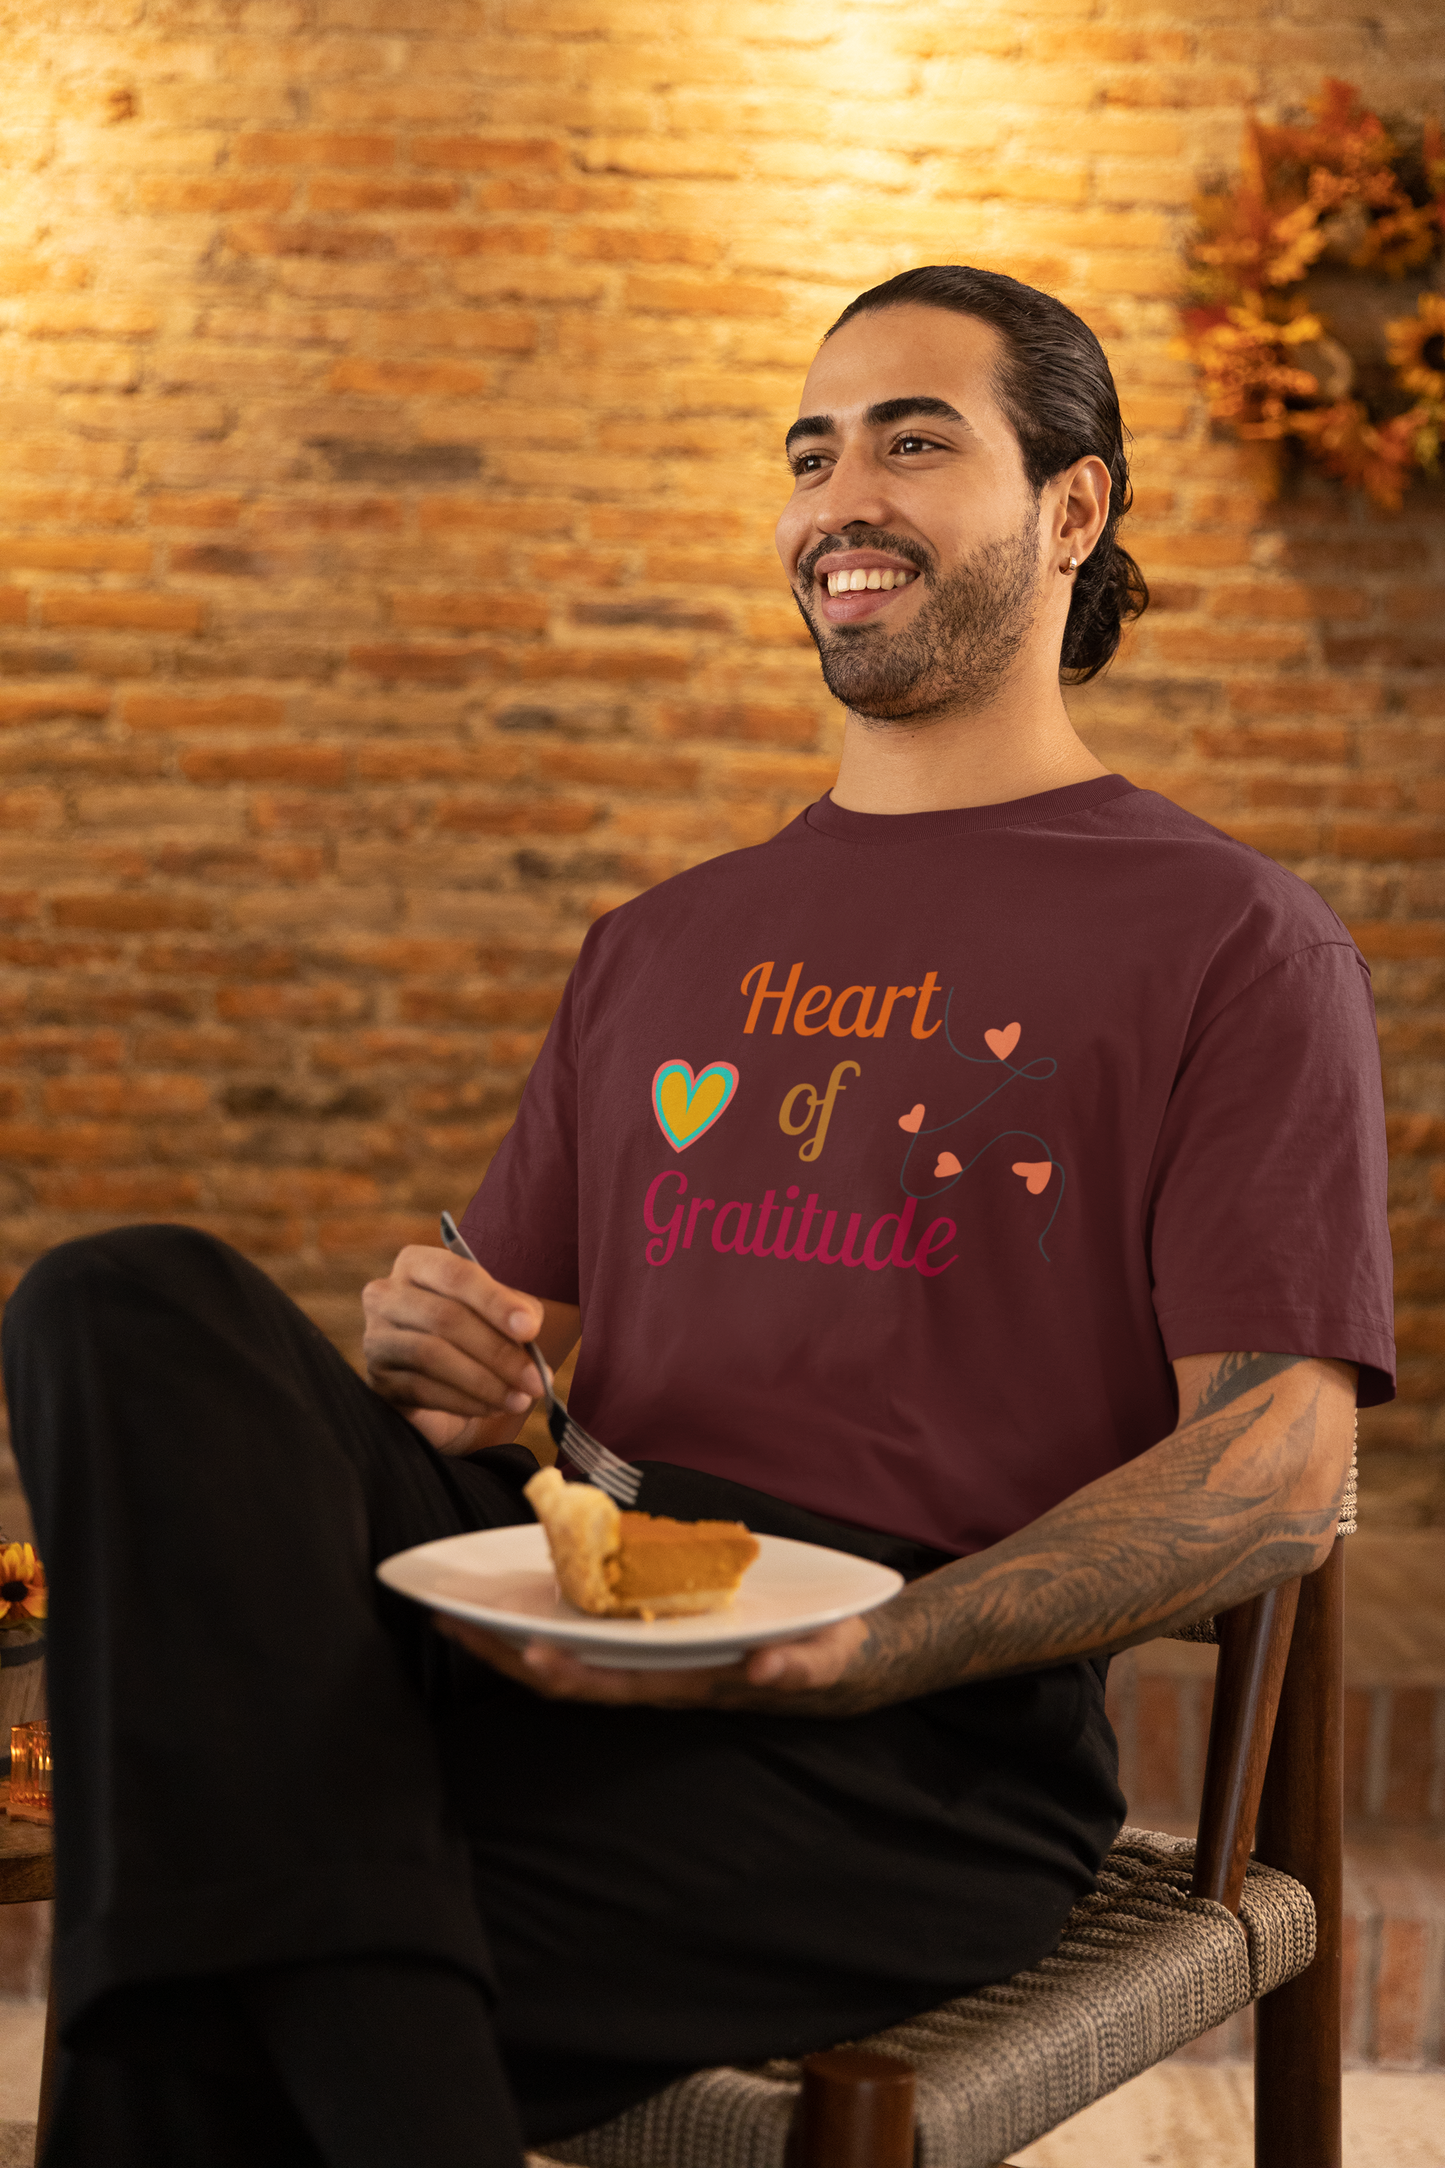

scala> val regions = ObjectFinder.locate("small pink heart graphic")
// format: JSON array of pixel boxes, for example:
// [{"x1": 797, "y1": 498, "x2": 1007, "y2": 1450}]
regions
[
  {"x1": 1012, "y1": 1160, "x2": 1052, "y2": 1196},
  {"x1": 898, "y1": 1103, "x2": 925, "y2": 1134},
  {"x1": 934, "y1": 1152, "x2": 963, "y2": 1178},
  {"x1": 985, "y1": 1023, "x2": 1021, "y2": 1062}
]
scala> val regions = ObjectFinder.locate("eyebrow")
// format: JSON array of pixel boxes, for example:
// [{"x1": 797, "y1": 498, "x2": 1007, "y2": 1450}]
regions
[{"x1": 784, "y1": 395, "x2": 968, "y2": 453}]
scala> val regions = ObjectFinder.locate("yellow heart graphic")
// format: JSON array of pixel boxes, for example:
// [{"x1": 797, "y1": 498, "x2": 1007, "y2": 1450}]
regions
[{"x1": 652, "y1": 1059, "x2": 739, "y2": 1151}]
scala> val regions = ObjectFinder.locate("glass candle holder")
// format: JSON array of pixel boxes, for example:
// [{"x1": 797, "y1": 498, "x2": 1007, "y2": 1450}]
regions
[{"x1": 9, "y1": 1720, "x2": 51, "y2": 1824}]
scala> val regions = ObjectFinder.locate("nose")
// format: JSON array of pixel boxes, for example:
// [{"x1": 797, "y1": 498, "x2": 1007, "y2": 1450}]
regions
[{"x1": 811, "y1": 440, "x2": 896, "y2": 538}]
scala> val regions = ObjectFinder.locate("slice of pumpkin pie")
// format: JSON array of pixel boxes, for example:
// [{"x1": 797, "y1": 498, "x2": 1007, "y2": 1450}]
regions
[{"x1": 524, "y1": 1466, "x2": 759, "y2": 1620}]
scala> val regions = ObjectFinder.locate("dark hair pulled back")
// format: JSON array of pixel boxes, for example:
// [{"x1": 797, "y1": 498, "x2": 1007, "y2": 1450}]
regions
[{"x1": 825, "y1": 265, "x2": 1149, "y2": 684}]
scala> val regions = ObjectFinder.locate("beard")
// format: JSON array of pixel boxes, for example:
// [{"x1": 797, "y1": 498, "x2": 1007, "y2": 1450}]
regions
[{"x1": 793, "y1": 515, "x2": 1043, "y2": 723}]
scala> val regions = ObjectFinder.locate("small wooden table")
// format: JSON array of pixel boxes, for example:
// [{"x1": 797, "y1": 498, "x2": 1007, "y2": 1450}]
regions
[
  {"x1": 0, "y1": 1781, "x2": 54, "y2": 2160},
  {"x1": 0, "y1": 1782, "x2": 53, "y2": 1904}
]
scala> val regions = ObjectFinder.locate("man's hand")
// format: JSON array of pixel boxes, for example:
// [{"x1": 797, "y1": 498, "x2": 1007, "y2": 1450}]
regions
[
  {"x1": 433, "y1": 1612, "x2": 872, "y2": 1710},
  {"x1": 362, "y1": 1244, "x2": 578, "y2": 1457}
]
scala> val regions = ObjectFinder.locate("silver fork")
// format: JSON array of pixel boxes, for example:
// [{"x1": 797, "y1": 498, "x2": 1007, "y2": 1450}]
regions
[{"x1": 438, "y1": 1212, "x2": 641, "y2": 1505}]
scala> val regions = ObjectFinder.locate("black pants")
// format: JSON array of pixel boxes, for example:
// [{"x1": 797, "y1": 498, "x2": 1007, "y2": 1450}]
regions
[{"x1": 3, "y1": 1227, "x2": 1125, "y2": 2160}]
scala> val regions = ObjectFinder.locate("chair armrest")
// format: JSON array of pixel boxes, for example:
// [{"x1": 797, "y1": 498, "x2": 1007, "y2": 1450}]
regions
[{"x1": 1190, "y1": 1577, "x2": 1301, "y2": 1913}]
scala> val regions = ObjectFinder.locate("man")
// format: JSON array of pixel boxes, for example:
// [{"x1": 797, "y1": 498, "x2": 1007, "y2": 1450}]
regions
[{"x1": 4, "y1": 266, "x2": 1393, "y2": 2168}]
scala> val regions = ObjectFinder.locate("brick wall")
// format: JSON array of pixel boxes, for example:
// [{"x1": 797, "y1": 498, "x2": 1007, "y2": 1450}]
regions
[{"x1": 0, "y1": 1, "x2": 1441, "y2": 1524}]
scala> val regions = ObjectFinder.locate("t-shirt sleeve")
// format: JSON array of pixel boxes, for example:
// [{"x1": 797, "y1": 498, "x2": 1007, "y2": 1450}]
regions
[
  {"x1": 1147, "y1": 939, "x2": 1395, "y2": 1405},
  {"x1": 456, "y1": 965, "x2": 582, "y2": 1305}
]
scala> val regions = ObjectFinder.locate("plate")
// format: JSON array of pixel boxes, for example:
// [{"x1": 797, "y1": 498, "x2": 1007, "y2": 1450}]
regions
[{"x1": 377, "y1": 1524, "x2": 904, "y2": 1669}]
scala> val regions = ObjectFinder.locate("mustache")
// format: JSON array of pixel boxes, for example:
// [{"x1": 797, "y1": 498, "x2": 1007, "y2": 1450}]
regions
[{"x1": 796, "y1": 530, "x2": 932, "y2": 589}]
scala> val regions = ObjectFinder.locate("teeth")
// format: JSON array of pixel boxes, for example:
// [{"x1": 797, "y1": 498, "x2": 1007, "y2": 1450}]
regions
[{"x1": 825, "y1": 568, "x2": 914, "y2": 596}]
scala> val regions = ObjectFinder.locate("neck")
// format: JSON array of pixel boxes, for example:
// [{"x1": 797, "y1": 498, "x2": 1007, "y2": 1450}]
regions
[{"x1": 828, "y1": 663, "x2": 1107, "y2": 816}]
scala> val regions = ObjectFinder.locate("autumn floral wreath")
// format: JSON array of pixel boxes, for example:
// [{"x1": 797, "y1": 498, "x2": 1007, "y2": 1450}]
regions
[{"x1": 1178, "y1": 79, "x2": 1445, "y2": 508}]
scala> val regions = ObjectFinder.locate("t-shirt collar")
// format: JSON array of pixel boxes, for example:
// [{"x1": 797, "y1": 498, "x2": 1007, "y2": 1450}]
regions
[{"x1": 803, "y1": 773, "x2": 1137, "y2": 846}]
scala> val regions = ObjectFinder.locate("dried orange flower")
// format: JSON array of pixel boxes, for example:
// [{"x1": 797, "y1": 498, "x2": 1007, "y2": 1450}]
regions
[
  {"x1": 1179, "y1": 77, "x2": 1445, "y2": 505},
  {"x1": 1387, "y1": 293, "x2": 1445, "y2": 403},
  {"x1": 0, "y1": 1544, "x2": 46, "y2": 1626}
]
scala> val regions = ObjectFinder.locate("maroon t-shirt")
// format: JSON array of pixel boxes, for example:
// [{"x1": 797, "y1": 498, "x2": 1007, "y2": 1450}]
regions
[{"x1": 462, "y1": 775, "x2": 1394, "y2": 1557}]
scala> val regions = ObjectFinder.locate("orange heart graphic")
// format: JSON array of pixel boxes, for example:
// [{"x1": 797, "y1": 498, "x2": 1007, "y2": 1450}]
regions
[
  {"x1": 898, "y1": 1103, "x2": 925, "y2": 1133},
  {"x1": 934, "y1": 1152, "x2": 962, "y2": 1178},
  {"x1": 1012, "y1": 1160, "x2": 1052, "y2": 1195},
  {"x1": 985, "y1": 1023, "x2": 1021, "y2": 1062}
]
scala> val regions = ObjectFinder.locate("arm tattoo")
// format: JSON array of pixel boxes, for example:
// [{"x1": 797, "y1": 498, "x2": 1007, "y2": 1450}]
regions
[
  {"x1": 1188, "y1": 1350, "x2": 1305, "y2": 1420},
  {"x1": 718, "y1": 1350, "x2": 1345, "y2": 1720}
]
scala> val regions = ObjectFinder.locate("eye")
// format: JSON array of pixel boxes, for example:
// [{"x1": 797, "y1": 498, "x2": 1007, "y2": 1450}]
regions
[
  {"x1": 893, "y1": 433, "x2": 942, "y2": 457},
  {"x1": 790, "y1": 451, "x2": 830, "y2": 476}
]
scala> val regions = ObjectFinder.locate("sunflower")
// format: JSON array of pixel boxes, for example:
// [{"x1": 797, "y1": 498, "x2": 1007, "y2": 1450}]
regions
[
  {"x1": 0, "y1": 1545, "x2": 46, "y2": 1626},
  {"x1": 1388, "y1": 292, "x2": 1445, "y2": 403}
]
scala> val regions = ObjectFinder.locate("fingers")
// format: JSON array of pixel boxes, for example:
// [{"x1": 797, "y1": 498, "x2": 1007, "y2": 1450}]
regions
[
  {"x1": 745, "y1": 1617, "x2": 867, "y2": 1691},
  {"x1": 362, "y1": 1246, "x2": 545, "y2": 1419},
  {"x1": 432, "y1": 1616, "x2": 749, "y2": 1706}
]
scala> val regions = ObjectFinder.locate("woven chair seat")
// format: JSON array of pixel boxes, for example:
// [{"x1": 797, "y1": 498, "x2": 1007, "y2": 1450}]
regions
[{"x1": 534, "y1": 1827, "x2": 1316, "y2": 2168}]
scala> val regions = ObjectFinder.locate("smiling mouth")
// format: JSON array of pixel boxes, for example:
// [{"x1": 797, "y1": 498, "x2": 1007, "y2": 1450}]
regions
[{"x1": 823, "y1": 567, "x2": 917, "y2": 596}]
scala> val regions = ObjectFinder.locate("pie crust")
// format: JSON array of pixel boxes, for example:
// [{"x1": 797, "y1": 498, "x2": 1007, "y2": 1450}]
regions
[{"x1": 524, "y1": 1466, "x2": 759, "y2": 1620}]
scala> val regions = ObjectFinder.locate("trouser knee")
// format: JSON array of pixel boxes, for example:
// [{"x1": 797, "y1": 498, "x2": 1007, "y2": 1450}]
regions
[{"x1": 3, "y1": 1223, "x2": 240, "y2": 1363}]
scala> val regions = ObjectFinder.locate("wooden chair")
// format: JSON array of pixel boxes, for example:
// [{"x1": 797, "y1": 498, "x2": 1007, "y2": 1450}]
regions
[{"x1": 532, "y1": 1478, "x2": 1354, "y2": 2168}]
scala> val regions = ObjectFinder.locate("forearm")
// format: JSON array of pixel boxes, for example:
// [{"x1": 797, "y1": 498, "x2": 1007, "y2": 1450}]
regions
[{"x1": 767, "y1": 1352, "x2": 1354, "y2": 1718}]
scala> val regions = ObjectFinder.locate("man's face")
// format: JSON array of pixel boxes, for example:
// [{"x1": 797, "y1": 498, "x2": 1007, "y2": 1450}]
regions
[{"x1": 775, "y1": 304, "x2": 1049, "y2": 724}]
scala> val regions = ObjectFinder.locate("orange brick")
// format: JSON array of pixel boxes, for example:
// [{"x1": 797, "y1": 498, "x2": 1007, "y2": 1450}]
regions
[
  {"x1": 0, "y1": 1122, "x2": 140, "y2": 1164},
  {"x1": 536, "y1": 745, "x2": 699, "y2": 791},
  {"x1": 40, "y1": 593, "x2": 204, "y2": 632},
  {"x1": 658, "y1": 702, "x2": 822, "y2": 747},
  {"x1": 123, "y1": 695, "x2": 286, "y2": 732},
  {"x1": 146, "y1": 494, "x2": 245, "y2": 527},
  {"x1": 30, "y1": 1171, "x2": 203, "y2": 1210},
  {"x1": 1150, "y1": 627, "x2": 1311, "y2": 665},
  {"x1": 1331, "y1": 823, "x2": 1444, "y2": 863},
  {"x1": 309, "y1": 178, "x2": 463, "y2": 212},
  {"x1": 418, "y1": 498, "x2": 574, "y2": 535},
  {"x1": 0, "y1": 487, "x2": 136, "y2": 526},
  {"x1": 623, "y1": 274, "x2": 790, "y2": 317},
  {"x1": 1227, "y1": 679, "x2": 1384, "y2": 719},
  {"x1": 137, "y1": 177, "x2": 296, "y2": 213},
  {"x1": 516, "y1": 646, "x2": 691, "y2": 684},
  {"x1": 232, "y1": 131, "x2": 396, "y2": 167},
  {"x1": 41, "y1": 1074, "x2": 211, "y2": 1116},
  {"x1": 212, "y1": 1168, "x2": 380, "y2": 1209},
  {"x1": 389, "y1": 593, "x2": 550, "y2": 632},
  {"x1": 180, "y1": 745, "x2": 349, "y2": 785},
  {"x1": 215, "y1": 984, "x2": 368, "y2": 1022},
  {"x1": 398, "y1": 984, "x2": 564, "y2": 1025},
  {"x1": 432, "y1": 797, "x2": 597, "y2": 835},
  {"x1": 51, "y1": 895, "x2": 212, "y2": 932},
  {"x1": 348, "y1": 643, "x2": 496, "y2": 681},
  {"x1": 394, "y1": 222, "x2": 552, "y2": 259},
  {"x1": 224, "y1": 219, "x2": 397, "y2": 260},
  {"x1": 1195, "y1": 726, "x2": 1353, "y2": 764},
  {"x1": 411, "y1": 137, "x2": 567, "y2": 172},
  {"x1": 373, "y1": 308, "x2": 537, "y2": 353},
  {"x1": 568, "y1": 226, "x2": 718, "y2": 265},
  {"x1": 355, "y1": 742, "x2": 524, "y2": 782},
  {"x1": 0, "y1": 537, "x2": 150, "y2": 573},
  {"x1": 326, "y1": 358, "x2": 490, "y2": 395},
  {"x1": 0, "y1": 684, "x2": 112, "y2": 724},
  {"x1": 1214, "y1": 814, "x2": 1325, "y2": 858}
]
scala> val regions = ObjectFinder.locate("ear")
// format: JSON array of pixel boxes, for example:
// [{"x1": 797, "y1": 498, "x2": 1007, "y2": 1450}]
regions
[{"x1": 1052, "y1": 457, "x2": 1111, "y2": 571}]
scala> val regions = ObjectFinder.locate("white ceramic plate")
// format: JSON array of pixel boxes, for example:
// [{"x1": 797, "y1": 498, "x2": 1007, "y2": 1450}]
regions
[{"x1": 377, "y1": 1523, "x2": 904, "y2": 1669}]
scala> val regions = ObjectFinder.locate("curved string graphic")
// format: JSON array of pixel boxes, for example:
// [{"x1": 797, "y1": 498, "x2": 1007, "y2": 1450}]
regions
[{"x1": 897, "y1": 989, "x2": 1066, "y2": 1262}]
